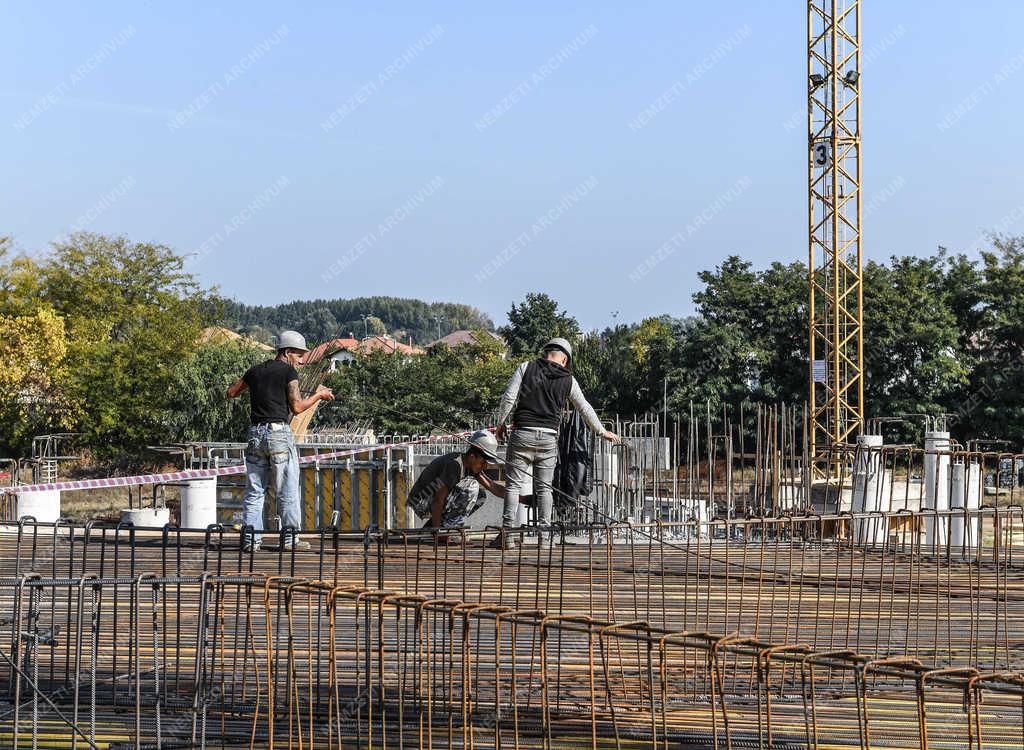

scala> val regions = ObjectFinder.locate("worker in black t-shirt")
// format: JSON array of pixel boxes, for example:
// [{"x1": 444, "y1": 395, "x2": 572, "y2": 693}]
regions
[{"x1": 227, "y1": 330, "x2": 333, "y2": 551}]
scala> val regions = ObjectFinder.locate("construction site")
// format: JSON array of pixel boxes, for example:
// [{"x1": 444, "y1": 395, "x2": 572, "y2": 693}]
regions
[{"x1": 2, "y1": 1, "x2": 1023, "y2": 748}]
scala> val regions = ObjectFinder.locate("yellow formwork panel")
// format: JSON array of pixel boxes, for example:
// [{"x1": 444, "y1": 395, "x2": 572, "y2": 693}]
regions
[
  {"x1": 322, "y1": 467, "x2": 335, "y2": 528},
  {"x1": 374, "y1": 467, "x2": 388, "y2": 528},
  {"x1": 339, "y1": 469, "x2": 352, "y2": 528},
  {"x1": 302, "y1": 466, "x2": 316, "y2": 530},
  {"x1": 356, "y1": 466, "x2": 371, "y2": 529},
  {"x1": 393, "y1": 463, "x2": 408, "y2": 527},
  {"x1": 233, "y1": 449, "x2": 407, "y2": 531}
]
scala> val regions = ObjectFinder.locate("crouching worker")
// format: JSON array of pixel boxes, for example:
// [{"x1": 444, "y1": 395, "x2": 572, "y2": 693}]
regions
[{"x1": 408, "y1": 430, "x2": 505, "y2": 535}]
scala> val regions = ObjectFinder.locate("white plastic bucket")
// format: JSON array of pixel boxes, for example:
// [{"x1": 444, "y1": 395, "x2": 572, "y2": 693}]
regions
[
  {"x1": 17, "y1": 489, "x2": 60, "y2": 523},
  {"x1": 120, "y1": 507, "x2": 170, "y2": 527},
  {"x1": 181, "y1": 478, "x2": 218, "y2": 528}
]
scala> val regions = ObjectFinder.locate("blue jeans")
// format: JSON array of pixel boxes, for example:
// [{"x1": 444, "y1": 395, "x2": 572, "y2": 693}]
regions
[
  {"x1": 502, "y1": 428, "x2": 558, "y2": 528},
  {"x1": 243, "y1": 424, "x2": 301, "y2": 543}
]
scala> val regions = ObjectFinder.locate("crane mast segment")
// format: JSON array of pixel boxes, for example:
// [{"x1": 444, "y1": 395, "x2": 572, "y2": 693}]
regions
[{"x1": 808, "y1": 0, "x2": 864, "y2": 476}]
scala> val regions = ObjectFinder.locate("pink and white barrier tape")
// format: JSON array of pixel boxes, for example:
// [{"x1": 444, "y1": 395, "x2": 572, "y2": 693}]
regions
[{"x1": 6, "y1": 431, "x2": 478, "y2": 495}]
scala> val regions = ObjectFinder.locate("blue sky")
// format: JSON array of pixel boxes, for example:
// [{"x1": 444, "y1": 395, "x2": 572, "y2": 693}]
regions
[{"x1": 4, "y1": 2, "x2": 1023, "y2": 331}]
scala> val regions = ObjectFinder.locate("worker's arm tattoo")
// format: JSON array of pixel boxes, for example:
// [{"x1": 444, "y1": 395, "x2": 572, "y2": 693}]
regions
[{"x1": 287, "y1": 380, "x2": 302, "y2": 413}]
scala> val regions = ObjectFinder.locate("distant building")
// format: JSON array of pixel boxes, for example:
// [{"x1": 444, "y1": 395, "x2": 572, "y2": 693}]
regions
[
  {"x1": 302, "y1": 334, "x2": 425, "y2": 371},
  {"x1": 199, "y1": 327, "x2": 274, "y2": 352},
  {"x1": 358, "y1": 334, "x2": 425, "y2": 357},
  {"x1": 430, "y1": 329, "x2": 507, "y2": 357},
  {"x1": 301, "y1": 336, "x2": 361, "y2": 370}
]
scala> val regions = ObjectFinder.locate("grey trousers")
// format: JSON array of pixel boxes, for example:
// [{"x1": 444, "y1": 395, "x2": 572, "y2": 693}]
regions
[{"x1": 502, "y1": 428, "x2": 558, "y2": 527}]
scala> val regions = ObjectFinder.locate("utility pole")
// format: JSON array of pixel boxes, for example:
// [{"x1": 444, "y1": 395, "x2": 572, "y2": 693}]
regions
[
  {"x1": 360, "y1": 314, "x2": 370, "y2": 338},
  {"x1": 807, "y1": 0, "x2": 864, "y2": 477},
  {"x1": 663, "y1": 378, "x2": 668, "y2": 431},
  {"x1": 434, "y1": 315, "x2": 446, "y2": 341}
]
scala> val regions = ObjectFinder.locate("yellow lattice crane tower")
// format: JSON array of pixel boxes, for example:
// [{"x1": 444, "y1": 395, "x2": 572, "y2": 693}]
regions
[{"x1": 808, "y1": 0, "x2": 864, "y2": 476}]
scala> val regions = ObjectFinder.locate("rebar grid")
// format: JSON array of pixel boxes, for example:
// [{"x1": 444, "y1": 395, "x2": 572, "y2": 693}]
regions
[
  {"x1": 0, "y1": 509, "x2": 1020, "y2": 747},
  {"x1": 0, "y1": 572, "x2": 1020, "y2": 749}
]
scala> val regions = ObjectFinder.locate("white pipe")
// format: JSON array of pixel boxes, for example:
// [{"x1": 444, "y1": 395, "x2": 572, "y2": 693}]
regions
[
  {"x1": 924, "y1": 431, "x2": 951, "y2": 547},
  {"x1": 965, "y1": 461, "x2": 981, "y2": 553},
  {"x1": 949, "y1": 461, "x2": 983, "y2": 553},
  {"x1": 852, "y1": 434, "x2": 887, "y2": 546},
  {"x1": 949, "y1": 462, "x2": 966, "y2": 548}
]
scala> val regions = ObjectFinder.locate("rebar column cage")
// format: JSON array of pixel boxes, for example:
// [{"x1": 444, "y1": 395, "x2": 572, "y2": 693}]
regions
[{"x1": 808, "y1": 0, "x2": 864, "y2": 477}]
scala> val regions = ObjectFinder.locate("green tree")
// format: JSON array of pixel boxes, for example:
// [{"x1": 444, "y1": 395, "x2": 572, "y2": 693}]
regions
[
  {"x1": 216, "y1": 296, "x2": 494, "y2": 344},
  {"x1": 670, "y1": 257, "x2": 806, "y2": 414},
  {"x1": 0, "y1": 241, "x2": 46, "y2": 317},
  {"x1": 862, "y1": 255, "x2": 966, "y2": 430},
  {"x1": 39, "y1": 232, "x2": 210, "y2": 453},
  {"x1": 163, "y1": 341, "x2": 268, "y2": 442},
  {"x1": 941, "y1": 251, "x2": 984, "y2": 356},
  {"x1": 574, "y1": 319, "x2": 687, "y2": 416},
  {"x1": 631, "y1": 316, "x2": 680, "y2": 410},
  {"x1": 0, "y1": 307, "x2": 78, "y2": 454},
  {"x1": 499, "y1": 293, "x2": 581, "y2": 358},
  {"x1": 323, "y1": 340, "x2": 516, "y2": 434},
  {"x1": 571, "y1": 330, "x2": 612, "y2": 403},
  {"x1": 952, "y1": 236, "x2": 1024, "y2": 443},
  {"x1": 301, "y1": 306, "x2": 338, "y2": 338},
  {"x1": 671, "y1": 317, "x2": 758, "y2": 414},
  {"x1": 0, "y1": 246, "x2": 79, "y2": 453}
]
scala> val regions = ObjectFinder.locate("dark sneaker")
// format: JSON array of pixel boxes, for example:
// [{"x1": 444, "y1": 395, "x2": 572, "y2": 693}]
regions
[{"x1": 487, "y1": 531, "x2": 516, "y2": 551}]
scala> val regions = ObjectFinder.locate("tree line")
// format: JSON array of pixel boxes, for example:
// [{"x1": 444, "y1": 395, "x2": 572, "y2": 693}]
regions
[
  {"x1": 1, "y1": 230, "x2": 1022, "y2": 460},
  {"x1": 352, "y1": 238, "x2": 1024, "y2": 445},
  {"x1": 570, "y1": 237, "x2": 1024, "y2": 446},
  {"x1": 214, "y1": 295, "x2": 494, "y2": 345}
]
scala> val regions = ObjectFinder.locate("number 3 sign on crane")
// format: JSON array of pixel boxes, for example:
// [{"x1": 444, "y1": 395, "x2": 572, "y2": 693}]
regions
[{"x1": 812, "y1": 140, "x2": 830, "y2": 168}]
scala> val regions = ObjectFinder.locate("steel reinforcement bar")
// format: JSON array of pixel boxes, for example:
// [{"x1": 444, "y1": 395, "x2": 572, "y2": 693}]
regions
[
  {"x1": 0, "y1": 573, "x2": 1021, "y2": 749},
  {"x1": 1, "y1": 508, "x2": 1021, "y2": 672}
]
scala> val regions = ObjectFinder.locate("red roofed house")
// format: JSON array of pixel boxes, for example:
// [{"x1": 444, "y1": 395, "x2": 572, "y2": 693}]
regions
[
  {"x1": 300, "y1": 336, "x2": 361, "y2": 370},
  {"x1": 431, "y1": 329, "x2": 507, "y2": 357},
  {"x1": 301, "y1": 334, "x2": 425, "y2": 371},
  {"x1": 358, "y1": 334, "x2": 426, "y2": 358}
]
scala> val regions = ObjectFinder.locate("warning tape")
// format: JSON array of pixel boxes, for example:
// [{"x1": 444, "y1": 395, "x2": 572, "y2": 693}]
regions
[{"x1": 6, "y1": 430, "x2": 478, "y2": 495}]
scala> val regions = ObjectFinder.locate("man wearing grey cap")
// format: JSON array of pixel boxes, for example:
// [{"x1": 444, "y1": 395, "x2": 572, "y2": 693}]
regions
[
  {"x1": 494, "y1": 337, "x2": 619, "y2": 549},
  {"x1": 227, "y1": 330, "x2": 334, "y2": 551}
]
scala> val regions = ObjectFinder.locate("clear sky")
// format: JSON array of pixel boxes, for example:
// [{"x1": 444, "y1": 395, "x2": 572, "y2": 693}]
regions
[{"x1": 4, "y1": 2, "x2": 1023, "y2": 331}]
